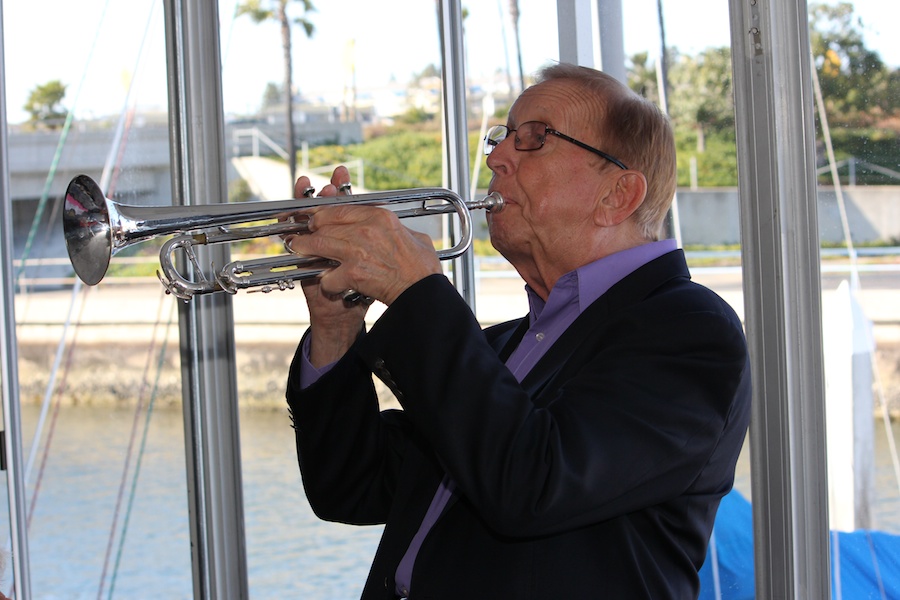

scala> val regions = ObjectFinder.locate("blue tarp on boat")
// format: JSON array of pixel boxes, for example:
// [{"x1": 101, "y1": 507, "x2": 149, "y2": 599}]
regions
[{"x1": 699, "y1": 489, "x2": 900, "y2": 599}]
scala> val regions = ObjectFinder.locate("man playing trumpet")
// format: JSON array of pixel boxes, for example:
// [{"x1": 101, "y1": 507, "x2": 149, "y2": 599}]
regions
[{"x1": 283, "y1": 63, "x2": 751, "y2": 599}]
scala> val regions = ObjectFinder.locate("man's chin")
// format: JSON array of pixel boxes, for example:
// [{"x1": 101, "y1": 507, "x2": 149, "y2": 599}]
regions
[{"x1": 487, "y1": 235, "x2": 521, "y2": 265}]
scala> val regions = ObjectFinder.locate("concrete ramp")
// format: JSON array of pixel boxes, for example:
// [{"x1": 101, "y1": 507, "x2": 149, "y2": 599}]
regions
[{"x1": 231, "y1": 156, "x2": 362, "y2": 201}]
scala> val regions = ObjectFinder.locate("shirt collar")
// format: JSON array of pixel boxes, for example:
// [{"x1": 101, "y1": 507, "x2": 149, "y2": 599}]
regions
[{"x1": 524, "y1": 239, "x2": 678, "y2": 321}]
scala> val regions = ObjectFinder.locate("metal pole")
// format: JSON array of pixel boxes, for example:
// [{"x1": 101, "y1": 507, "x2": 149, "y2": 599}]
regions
[
  {"x1": 437, "y1": 0, "x2": 477, "y2": 309},
  {"x1": 555, "y1": 0, "x2": 626, "y2": 83},
  {"x1": 654, "y1": 0, "x2": 682, "y2": 246},
  {"x1": 728, "y1": 0, "x2": 831, "y2": 596},
  {"x1": 163, "y1": 0, "x2": 249, "y2": 597},
  {"x1": 557, "y1": 0, "x2": 595, "y2": 67},
  {"x1": 0, "y1": 1, "x2": 33, "y2": 596},
  {"x1": 595, "y1": 0, "x2": 626, "y2": 83}
]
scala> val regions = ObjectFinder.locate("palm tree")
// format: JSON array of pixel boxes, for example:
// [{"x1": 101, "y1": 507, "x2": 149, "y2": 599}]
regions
[
  {"x1": 509, "y1": 0, "x2": 525, "y2": 94},
  {"x1": 236, "y1": 0, "x2": 316, "y2": 190}
]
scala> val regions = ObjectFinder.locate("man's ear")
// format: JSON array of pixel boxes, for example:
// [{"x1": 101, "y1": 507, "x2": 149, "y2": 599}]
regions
[{"x1": 595, "y1": 171, "x2": 648, "y2": 227}]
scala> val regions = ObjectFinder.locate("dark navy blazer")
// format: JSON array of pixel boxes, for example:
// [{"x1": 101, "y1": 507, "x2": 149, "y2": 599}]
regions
[{"x1": 287, "y1": 249, "x2": 752, "y2": 599}]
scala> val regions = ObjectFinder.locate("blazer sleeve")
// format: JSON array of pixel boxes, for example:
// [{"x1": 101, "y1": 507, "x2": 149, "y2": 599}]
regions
[
  {"x1": 286, "y1": 329, "x2": 413, "y2": 526},
  {"x1": 351, "y1": 273, "x2": 750, "y2": 538}
]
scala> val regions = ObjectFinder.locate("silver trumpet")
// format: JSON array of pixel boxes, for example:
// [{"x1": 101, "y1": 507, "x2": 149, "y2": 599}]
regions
[{"x1": 63, "y1": 174, "x2": 504, "y2": 301}]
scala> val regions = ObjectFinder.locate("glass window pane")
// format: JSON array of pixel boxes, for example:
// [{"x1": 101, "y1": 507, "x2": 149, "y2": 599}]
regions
[
  {"x1": 811, "y1": 2, "x2": 900, "y2": 596},
  {"x1": 4, "y1": 0, "x2": 187, "y2": 595}
]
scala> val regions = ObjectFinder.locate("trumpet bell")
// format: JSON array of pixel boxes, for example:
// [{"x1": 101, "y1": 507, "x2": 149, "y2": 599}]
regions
[{"x1": 63, "y1": 174, "x2": 113, "y2": 286}]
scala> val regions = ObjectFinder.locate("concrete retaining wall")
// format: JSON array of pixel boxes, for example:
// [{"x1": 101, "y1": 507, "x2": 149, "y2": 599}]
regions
[{"x1": 676, "y1": 187, "x2": 900, "y2": 246}]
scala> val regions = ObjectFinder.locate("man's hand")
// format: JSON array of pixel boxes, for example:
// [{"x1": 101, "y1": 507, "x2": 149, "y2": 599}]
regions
[
  {"x1": 282, "y1": 166, "x2": 441, "y2": 367},
  {"x1": 284, "y1": 166, "x2": 370, "y2": 368},
  {"x1": 286, "y1": 169, "x2": 442, "y2": 308}
]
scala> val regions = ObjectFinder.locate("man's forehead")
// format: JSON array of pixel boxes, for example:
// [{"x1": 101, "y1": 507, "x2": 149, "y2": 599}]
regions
[{"x1": 510, "y1": 82, "x2": 595, "y2": 129}]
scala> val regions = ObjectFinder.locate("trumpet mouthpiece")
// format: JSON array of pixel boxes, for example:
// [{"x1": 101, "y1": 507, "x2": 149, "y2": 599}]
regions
[{"x1": 483, "y1": 191, "x2": 504, "y2": 213}]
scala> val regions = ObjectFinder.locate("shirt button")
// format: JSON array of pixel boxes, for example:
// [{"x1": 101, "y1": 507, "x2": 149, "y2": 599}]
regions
[{"x1": 535, "y1": 332, "x2": 545, "y2": 342}]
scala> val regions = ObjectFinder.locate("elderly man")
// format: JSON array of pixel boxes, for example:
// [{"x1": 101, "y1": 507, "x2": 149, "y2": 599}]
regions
[{"x1": 284, "y1": 63, "x2": 751, "y2": 599}]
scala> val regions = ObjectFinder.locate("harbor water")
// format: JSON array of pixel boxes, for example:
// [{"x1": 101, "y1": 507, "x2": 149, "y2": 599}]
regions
[
  {"x1": 4, "y1": 404, "x2": 383, "y2": 599},
  {"x1": 2, "y1": 403, "x2": 899, "y2": 599}
]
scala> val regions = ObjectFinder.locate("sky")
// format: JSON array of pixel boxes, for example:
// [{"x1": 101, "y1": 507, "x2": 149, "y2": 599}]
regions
[{"x1": 2, "y1": 0, "x2": 899, "y2": 124}]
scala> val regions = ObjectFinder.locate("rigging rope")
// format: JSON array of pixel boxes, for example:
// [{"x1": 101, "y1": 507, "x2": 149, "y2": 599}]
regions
[
  {"x1": 865, "y1": 531, "x2": 889, "y2": 600},
  {"x1": 97, "y1": 289, "x2": 173, "y2": 600},
  {"x1": 106, "y1": 298, "x2": 176, "y2": 600},
  {"x1": 25, "y1": 285, "x2": 91, "y2": 528},
  {"x1": 76, "y1": 3, "x2": 167, "y2": 595},
  {"x1": 22, "y1": 280, "x2": 82, "y2": 485}
]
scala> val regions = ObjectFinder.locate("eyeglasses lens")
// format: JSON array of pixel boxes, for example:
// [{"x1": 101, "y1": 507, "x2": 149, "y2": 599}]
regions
[
  {"x1": 515, "y1": 122, "x2": 544, "y2": 150},
  {"x1": 484, "y1": 126, "x2": 507, "y2": 155}
]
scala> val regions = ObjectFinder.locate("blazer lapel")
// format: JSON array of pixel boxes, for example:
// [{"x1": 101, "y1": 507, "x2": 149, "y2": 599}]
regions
[
  {"x1": 488, "y1": 316, "x2": 531, "y2": 361},
  {"x1": 519, "y1": 250, "x2": 691, "y2": 403},
  {"x1": 517, "y1": 300, "x2": 610, "y2": 402}
]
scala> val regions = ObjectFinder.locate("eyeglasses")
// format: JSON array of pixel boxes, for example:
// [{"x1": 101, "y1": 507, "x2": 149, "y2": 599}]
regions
[{"x1": 483, "y1": 121, "x2": 628, "y2": 170}]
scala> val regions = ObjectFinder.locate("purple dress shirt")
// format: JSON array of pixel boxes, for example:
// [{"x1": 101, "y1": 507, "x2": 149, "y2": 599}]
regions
[{"x1": 298, "y1": 239, "x2": 678, "y2": 597}]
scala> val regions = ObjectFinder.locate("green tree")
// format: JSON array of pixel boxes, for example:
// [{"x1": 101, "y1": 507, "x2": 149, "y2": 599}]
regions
[
  {"x1": 414, "y1": 63, "x2": 441, "y2": 81},
  {"x1": 261, "y1": 82, "x2": 283, "y2": 109},
  {"x1": 667, "y1": 47, "x2": 734, "y2": 153},
  {"x1": 24, "y1": 80, "x2": 68, "y2": 129},
  {"x1": 627, "y1": 52, "x2": 660, "y2": 103},
  {"x1": 809, "y1": 2, "x2": 898, "y2": 127},
  {"x1": 236, "y1": 0, "x2": 316, "y2": 192},
  {"x1": 396, "y1": 106, "x2": 434, "y2": 126}
]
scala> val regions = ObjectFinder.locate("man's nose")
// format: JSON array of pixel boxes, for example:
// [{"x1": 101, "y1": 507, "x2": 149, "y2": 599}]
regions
[{"x1": 485, "y1": 139, "x2": 514, "y2": 173}]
